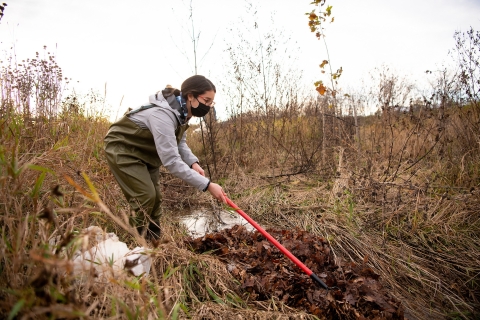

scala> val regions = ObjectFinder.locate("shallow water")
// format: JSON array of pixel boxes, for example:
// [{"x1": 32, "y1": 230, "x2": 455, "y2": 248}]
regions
[{"x1": 179, "y1": 208, "x2": 255, "y2": 238}]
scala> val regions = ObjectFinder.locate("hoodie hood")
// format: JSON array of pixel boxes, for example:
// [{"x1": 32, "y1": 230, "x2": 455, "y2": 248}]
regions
[
  {"x1": 151, "y1": 89, "x2": 182, "y2": 113},
  {"x1": 149, "y1": 92, "x2": 170, "y2": 108}
]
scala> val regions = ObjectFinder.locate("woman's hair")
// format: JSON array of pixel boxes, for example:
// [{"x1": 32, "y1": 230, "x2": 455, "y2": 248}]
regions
[{"x1": 181, "y1": 75, "x2": 216, "y2": 100}]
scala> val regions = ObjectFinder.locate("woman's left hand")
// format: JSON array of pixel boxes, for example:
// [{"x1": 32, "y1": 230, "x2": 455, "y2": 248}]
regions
[{"x1": 191, "y1": 162, "x2": 205, "y2": 176}]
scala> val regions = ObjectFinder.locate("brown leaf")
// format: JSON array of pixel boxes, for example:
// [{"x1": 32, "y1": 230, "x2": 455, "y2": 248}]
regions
[
  {"x1": 184, "y1": 228, "x2": 403, "y2": 318},
  {"x1": 242, "y1": 276, "x2": 255, "y2": 289},
  {"x1": 346, "y1": 293, "x2": 357, "y2": 306},
  {"x1": 363, "y1": 255, "x2": 369, "y2": 264},
  {"x1": 316, "y1": 84, "x2": 327, "y2": 95}
]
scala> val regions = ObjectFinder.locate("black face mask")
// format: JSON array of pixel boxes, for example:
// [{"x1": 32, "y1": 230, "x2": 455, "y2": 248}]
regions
[{"x1": 191, "y1": 99, "x2": 211, "y2": 117}]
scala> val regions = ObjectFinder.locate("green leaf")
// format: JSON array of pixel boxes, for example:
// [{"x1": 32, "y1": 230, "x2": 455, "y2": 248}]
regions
[
  {"x1": 8, "y1": 299, "x2": 25, "y2": 320},
  {"x1": 171, "y1": 303, "x2": 180, "y2": 320},
  {"x1": 31, "y1": 171, "x2": 46, "y2": 198},
  {"x1": 28, "y1": 164, "x2": 54, "y2": 174},
  {"x1": 206, "y1": 286, "x2": 225, "y2": 304},
  {"x1": 163, "y1": 265, "x2": 180, "y2": 280},
  {"x1": 179, "y1": 303, "x2": 190, "y2": 316},
  {"x1": 116, "y1": 298, "x2": 136, "y2": 320},
  {"x1": 226, "y1": 293, "x2": 245, "y2": 308},
  {"x1": 111, "y1": 297, "x2": 117, "y2": 316},
  {"x1": 53, "y1": 135, "x2": 69, "y2": 151},
  {"x1": 124, "y1": 279, "x2": 141, "y2": 290}
]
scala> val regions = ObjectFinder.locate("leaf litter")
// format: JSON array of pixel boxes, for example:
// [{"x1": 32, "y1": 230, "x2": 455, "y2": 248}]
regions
[{"x1": 186, "y1": 225, "x2": 405, "y2": 319}]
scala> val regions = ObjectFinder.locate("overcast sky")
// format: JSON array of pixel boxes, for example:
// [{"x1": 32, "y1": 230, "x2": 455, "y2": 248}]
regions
[{"x1": 1, "y1": 0, "x2": 479, "y2": 119}]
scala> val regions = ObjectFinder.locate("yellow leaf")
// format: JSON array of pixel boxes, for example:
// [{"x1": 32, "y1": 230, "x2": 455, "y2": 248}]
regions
[
  {"x1": 81, "y1": 172, "x2": 100, "y2": 202},
  {"x1": 64, "y1": 175, "x2": 93, "y2": 200},
  {"x1": 319, "y1": 60, "x2": 328, "y2": 68},
  {"x1": 326, "y1": 5, "x2": 332, "y2": 16}
]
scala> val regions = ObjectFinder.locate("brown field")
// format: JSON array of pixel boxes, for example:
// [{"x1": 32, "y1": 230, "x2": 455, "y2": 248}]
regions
[{"x1": 0, "y1": 40, "x2": 479, "y2": 319}]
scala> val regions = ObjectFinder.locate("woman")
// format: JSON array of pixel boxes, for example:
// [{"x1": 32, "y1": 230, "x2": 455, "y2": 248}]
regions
[{"x1": 104, "y1": 75, "x2": 227, "y2": 240}]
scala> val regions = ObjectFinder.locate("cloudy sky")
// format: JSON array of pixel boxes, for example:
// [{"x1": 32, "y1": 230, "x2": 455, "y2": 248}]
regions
[{"x1": 1, "y1": 0, "x2": 479, "y2": 119}]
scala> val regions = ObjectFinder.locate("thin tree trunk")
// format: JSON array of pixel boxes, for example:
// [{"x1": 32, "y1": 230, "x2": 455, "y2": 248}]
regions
[
  {"x1": 353, "y1": 102, "x2": 360, "y2": 151},
  {"x1": 322, "y1": 98, "x2": 326, "y2": 167}
]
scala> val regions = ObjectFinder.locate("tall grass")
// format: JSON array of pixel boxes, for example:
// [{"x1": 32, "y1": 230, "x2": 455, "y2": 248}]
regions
[
  {"x1": 0, "y1": 49, "x2": 318, "y2": 319},
  {"x1": 1, "y1": 28, "x2": 479, "y2": 319},
  {"x1": 184, "y1": 28, "x2": 480, "y2": 319}
]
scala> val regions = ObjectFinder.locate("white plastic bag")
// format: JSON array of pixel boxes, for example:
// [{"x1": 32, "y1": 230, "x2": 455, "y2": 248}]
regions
[{"x1": 72, "y1": 226, "x2": 151, "y2": 278}]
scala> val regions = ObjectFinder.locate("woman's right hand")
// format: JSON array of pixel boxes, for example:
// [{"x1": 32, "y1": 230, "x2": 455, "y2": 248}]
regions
[{"x1": 207, "y1": 182, "x2": 227, "y2": 204}]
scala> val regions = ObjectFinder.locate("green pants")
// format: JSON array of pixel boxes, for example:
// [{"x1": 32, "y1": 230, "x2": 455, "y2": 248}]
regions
[
  {"x1": 104, "y1": 115, "x2": 188, "y2": 229},
  {"x1": 105, "y1": 143, "x2": 162, "y2": 227},
  {"x1": 104, "y1": 116, "x2": 164, "y2": 228}
]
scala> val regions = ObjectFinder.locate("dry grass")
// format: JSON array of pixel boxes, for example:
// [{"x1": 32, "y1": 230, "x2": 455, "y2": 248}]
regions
[
  {"x1": 2, "y1": 102, "x2": 479, "y2": 319},
  {"x1": 1, "y1": 46, "x2": 479, "y2": 319},
  {"x1": 0, "y1": 106, "x2": 317, "y2": 319},
  {"x1": 189, "y1": 110, "x2": 480, "y2": 319},
  {"x1": 217, "y1": 171, "x2": 479, "y2": 320}
]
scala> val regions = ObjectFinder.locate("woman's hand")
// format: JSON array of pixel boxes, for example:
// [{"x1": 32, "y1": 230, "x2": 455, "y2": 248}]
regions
[
  {"x1": 207, "y1": 182, "x2": 227, "y2": 204},
  {"x1": 191, "y1": 162, "x2": 205, "y2": 176}
]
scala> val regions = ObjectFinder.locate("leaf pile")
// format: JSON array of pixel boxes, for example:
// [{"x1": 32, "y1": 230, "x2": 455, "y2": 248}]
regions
[{"x1": 186, "y1": 225, "x2": 404, "y2": 319}]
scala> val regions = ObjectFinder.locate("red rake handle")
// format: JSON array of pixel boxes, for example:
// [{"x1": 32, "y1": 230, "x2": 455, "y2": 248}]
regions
[{"x1": 225, "y1": 197, "x2": 329, "y2": 290}]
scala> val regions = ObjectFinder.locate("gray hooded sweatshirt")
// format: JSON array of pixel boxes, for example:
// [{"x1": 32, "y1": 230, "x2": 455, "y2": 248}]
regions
[{"x1": 125, "y1": 91, "x2": 209, "y2": 191}]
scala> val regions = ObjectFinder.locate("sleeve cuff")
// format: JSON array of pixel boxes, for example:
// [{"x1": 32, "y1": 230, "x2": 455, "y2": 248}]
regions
[
  {"x1": 190, "y1": 161, "x2": 199, "y2": 168},
  {"x1": 202, "y1": 180, "x2": 211, "y2": 192}
]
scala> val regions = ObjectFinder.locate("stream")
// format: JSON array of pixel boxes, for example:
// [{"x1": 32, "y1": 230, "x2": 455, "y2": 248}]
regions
[{"x1": 179, "y1": 208, "x2": 254, "y2": 237}]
